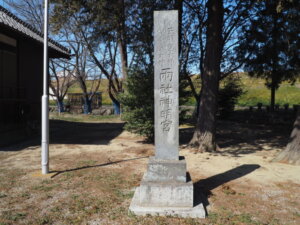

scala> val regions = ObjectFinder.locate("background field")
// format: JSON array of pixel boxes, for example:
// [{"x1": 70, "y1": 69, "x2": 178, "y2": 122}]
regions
[
  {"x1": 237, "y1": 76, "x2": 300, "y2": 106},
  {"x1": 52, "y1": 74, "x2": 300, "y2": 107},
  {"x1": 187, "y1": 74, "x2": 300, "y2": 107}
]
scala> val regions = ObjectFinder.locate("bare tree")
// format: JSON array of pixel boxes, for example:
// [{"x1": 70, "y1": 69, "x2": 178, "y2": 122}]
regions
[
  {"x1": 49, "y1": 59, "x2": 75, "y2": 112},
  {"x1": 4, "y1": 0, "x2": 44, "y2": 31},
  {"x1": 81, "y1": 31, "x2": 122, "y2": 114},
  {"x1": 56, "y1": 22, "x2": 102, "y2": 114},
  {"x1": 51, "y1": 1, "x2": 126, "y2": 114}
]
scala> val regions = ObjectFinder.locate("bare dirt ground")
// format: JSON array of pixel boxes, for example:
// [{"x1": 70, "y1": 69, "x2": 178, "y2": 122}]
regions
[{"x1": 0, "y1": 116, "x2": 299, "y2": 225}]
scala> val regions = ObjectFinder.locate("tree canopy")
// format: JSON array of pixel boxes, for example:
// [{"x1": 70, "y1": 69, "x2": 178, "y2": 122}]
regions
[{"x1": 237, "y1": 0, "x2": 300, "y2": 110}]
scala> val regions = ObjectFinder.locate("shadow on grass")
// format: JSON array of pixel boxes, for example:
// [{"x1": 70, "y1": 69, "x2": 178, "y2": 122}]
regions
[
  {"x1": 0, "y1": 120, "x2": 125, "y2": 151},
  {"x1": 49, "y1": 120, "x2": 124, "y2": 145},
  {"x1": 180, "y1": 120, "x2": 290, "y2": 157},
  {"x1": 194, "y1": 164, "x2": 260, "y2": 212},
  {"x1": 50, "y1": 156, "x2": 148, "y2": 178}
]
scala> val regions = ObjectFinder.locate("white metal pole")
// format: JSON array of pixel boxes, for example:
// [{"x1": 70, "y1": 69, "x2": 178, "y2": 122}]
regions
[{"x1": 42, "y1": 0, "x2": 49, "y2": 174}]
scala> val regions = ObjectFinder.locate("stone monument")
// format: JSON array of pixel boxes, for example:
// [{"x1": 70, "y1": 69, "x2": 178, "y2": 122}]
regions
[{"x1": 129, "y1": 10, "x2": 205, "y2": 218}]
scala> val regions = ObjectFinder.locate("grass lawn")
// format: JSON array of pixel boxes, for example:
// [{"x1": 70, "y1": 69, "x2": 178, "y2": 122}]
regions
[{"x1": 237, "y1": 76, "x2": 300, "y2": 106}]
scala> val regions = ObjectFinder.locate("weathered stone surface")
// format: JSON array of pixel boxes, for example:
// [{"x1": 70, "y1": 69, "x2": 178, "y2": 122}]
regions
[
  {"x1": 154, "y1": 10, "x2": 179, "y2": 160},
  {"x1": 144, "y1": 157, "x2": 187, "y2": 182},
  {"x1": 130, "y1": 187, "x2": 206, "y2": 218},
  {"x1": 139, "y1": 179, "x2": 193, "y2": 207}
]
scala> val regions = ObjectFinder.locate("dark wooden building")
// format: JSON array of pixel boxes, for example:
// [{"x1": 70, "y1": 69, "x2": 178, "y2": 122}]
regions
[{"x1": 0, "y1": 6, "x2": 69, "y2": 145}]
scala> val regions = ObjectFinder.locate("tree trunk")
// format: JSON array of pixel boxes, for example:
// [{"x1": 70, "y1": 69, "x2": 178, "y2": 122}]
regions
[
  {"x1": 175, "y1": 0, "x2": 183, "y2": 54},
  {"x1": 270, "y1": 82, "x2": 276, "y2": 111},
  {"x1": 270, "y1": 2, "x2": 278, "y2": 112},
  {"x1": 189, "y1": 0, "x2": 224, "y2": 152},
  {"x1": 118, "y1": 0, "x2": 128, "y2": 81},
  {"x1": 118, "y1": 40, "x2": 128, "y2": 81},
  {"x1": 194, "y1": 88, "x2": 202, "y2": 119},
  {"x1": 113, "y1": 100, "x2": 121, "y2": 115},
  {"x1": 273, "y1": 108, "x2": 300, "y2": 165},
  {"x1": 56, "y1": 99, "x2": 64, "y2": 113},
  {"x1": 83, "y1": 96, "x2": 92, "y2": 114}
]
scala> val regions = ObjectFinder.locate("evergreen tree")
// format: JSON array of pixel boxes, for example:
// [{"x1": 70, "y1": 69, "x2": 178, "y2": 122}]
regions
[
  {"x1": 120, "y1": 67, "x2": 154, "y2": 140},
  {"x1": 273, "y1": 0, "x2": 300, "y2": 165},
  {"x1": 237, "y1": 0, "x2": 300, "y2": 110}
]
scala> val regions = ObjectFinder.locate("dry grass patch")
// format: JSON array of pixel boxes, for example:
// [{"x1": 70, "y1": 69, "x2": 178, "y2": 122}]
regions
[{"x1": 0, "y1": 116, "x2": 299, "y2": 224}]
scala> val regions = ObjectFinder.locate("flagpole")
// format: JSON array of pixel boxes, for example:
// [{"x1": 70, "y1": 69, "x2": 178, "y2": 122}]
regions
[{"x1": 42, "y1": 0, "x2": 49, "y2": 174}]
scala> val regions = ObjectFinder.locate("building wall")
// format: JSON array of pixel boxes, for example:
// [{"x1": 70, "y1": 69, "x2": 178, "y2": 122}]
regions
[
  {"x1": 0, "y1": 31, "x2": 19, "y2": 127},
  {"x1": 18, "y1": 36, "x2": 43, "y2": 122},
  {"x1": 0, "y1": 28, "x2": 43, "y2": 130}
]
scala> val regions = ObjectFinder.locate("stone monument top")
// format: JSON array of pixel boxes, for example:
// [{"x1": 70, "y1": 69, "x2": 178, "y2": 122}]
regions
[{"x1": 154, "y1": 10, "x2": 179, "y2": 160}]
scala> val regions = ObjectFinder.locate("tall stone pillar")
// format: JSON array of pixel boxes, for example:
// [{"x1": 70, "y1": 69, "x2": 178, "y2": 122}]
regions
[{"x1": 129, "y1": 10, "x2": 205, "y2": 218}]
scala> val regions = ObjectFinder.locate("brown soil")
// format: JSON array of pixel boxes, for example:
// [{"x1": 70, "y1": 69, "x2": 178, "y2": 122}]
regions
[{"x1": 0, "y1": 119, "x2": 299, "y2": 225}]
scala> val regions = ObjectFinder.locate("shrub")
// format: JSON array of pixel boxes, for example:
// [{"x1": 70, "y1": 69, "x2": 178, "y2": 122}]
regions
[
  {"x1": 120, "y1": 66, "x2": 192, "y2": 141},
  {"x1": 119, "y1": 67, "x2": 154, "y2": 141},
  {"x1": 218, "y1": 76, "x2": 244, "y2": 118}
]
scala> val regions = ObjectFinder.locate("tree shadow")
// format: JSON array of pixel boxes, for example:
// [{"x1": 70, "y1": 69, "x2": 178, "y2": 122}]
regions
[
  {"x1": 180, "y1": 120, "x2": 291, "y2": 157},
  {"x1": 193, "y1": 164, "x2": 260, "y2": 211},
  {"x1": 50, "y1": 156, "x2": 148, "y2": 178},
  {"x1": 49, "y1": 120, "x2": 124, "y2": 145},
  {"x1": 0, "y1": 119, "x2": 124, "y2": 151},
  {"x1": 216, "y1": 121, "x2": 290, "y2": 157}
]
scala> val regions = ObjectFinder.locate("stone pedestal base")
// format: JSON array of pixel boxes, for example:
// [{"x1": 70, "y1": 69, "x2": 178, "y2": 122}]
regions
[
  {"x1": 139, "y1": 177, "x2": 194, "y2": 207},
  {"x1": 129, "y1": 187, "x2": 205, "y2": 218},
  {"x1": 129, "y1": 157, "x2": 206, "y2": 218}
]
